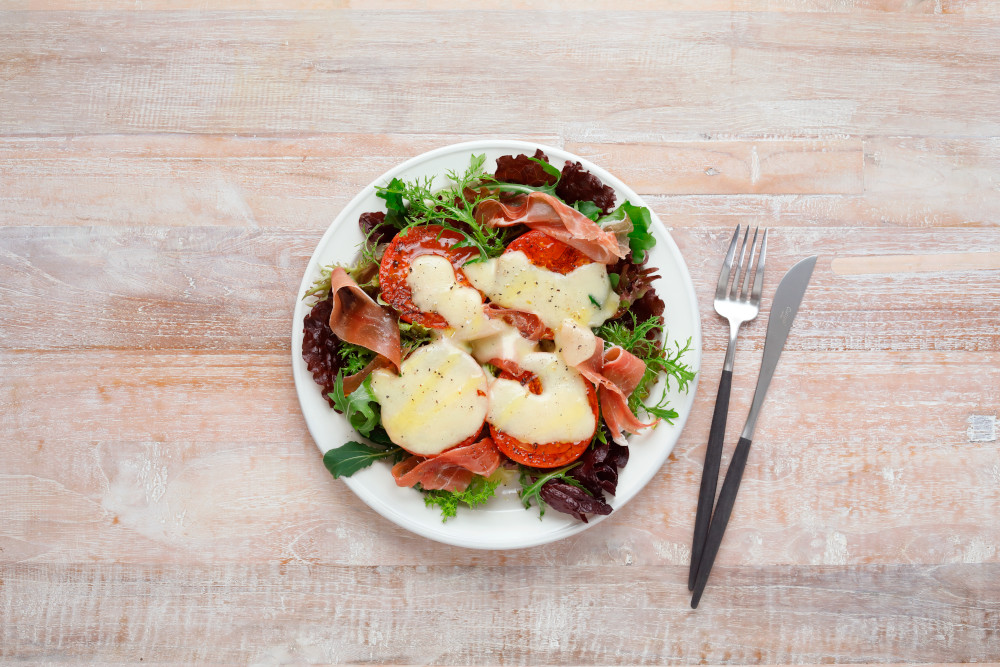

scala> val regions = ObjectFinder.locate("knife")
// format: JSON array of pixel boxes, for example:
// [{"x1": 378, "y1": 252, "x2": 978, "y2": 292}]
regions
[{"x1": 690, "y1": 255, "x2": 818, "y2": 609}]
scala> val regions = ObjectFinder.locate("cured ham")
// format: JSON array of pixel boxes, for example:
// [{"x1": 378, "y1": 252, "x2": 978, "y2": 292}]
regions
[
  {"x1": 328, "y1": 267, "x2": 402, "y2": 373},
  {"x1": 562, "y1": 322, "x2": 657, "y2": 445},
  {"x1": 483, "y1": 303, "x2": 547, "y2": 341},
  {"x1": 391, "y1": 436, "x2": 502, "y2": 492},
  {"x1": 475, "y1": 192, "x2": 626, "y2": 264},
  {"x1": 487, "y1": 357, "x2": 543, "y2": 395},
  {"x1": 595, "y1": 346, "x2": 656, "y2": 445},
  {"x1": 342, "y1": 355, "x2": 395, "y2": 396}
]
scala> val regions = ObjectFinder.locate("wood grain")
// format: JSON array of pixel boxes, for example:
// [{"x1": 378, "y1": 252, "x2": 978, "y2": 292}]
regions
[
  {"x1": 2, "y1": 349, "x2": 997, "y2": 567},
  {"x1": 6, "y1": 0, "x2": 1000, "y2": 14},
  {"x1": 2, "y1": 12, "x2": 999, "y2": 138},
  {"x1": 1, "y1": 225, "x2": 998, "y2": 352},
  {"x1": 4, "y1": 136, "x2": 997, "y2": 230},
  {"x1": 2, "y1": 5, "x2": 1000, "y2": 664},
  {"x1": 2, "y1": 563, "x2": 998, "y2": 663}
]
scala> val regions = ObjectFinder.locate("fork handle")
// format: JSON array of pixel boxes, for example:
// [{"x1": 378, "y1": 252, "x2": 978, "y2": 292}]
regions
[
  {"x1": 691, "y1": 435, "x2": 753, "y2": 608},
  {"x1": 687, "y1": 367, "x2": 732, "y2": 591}
]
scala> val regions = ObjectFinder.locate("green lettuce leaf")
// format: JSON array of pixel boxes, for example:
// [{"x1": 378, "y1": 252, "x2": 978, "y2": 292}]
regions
[{"x1": 323, "y1": 441, "x2": 400, "y2": 479}]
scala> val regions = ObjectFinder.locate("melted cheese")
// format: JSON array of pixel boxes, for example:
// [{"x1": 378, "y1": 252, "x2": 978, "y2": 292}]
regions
[
  {"x1": 487, "y1": 351, "x2": 596, "y2": 444},
  {"x1": 406, "y1": 254, "x2": 501, "y2": 340},
  {"x1": 461, "y1": 251, "x2": 619, "y2": 331},
  {"x1": 554, "y1": 319, "x2": 598, "y2": 367},
  {"x1": 370, "y1": 339, "x2": 488, "y2": 456},
  {"x1": 469, "y1": 321, "x2": 540, "y2": 367}
]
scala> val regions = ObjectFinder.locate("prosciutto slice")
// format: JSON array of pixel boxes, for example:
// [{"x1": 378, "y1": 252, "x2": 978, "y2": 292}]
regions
[
  {"x1": 475, "y1": 192, "x2": 626, "y2": 264},
  {"x1": 391, "y1": 436, "x2": 503, "y2": 492},
  {"x1": 328, "y1": 267, "x2": 401, "y2": 374},
  {"x1": 342, "y1": 355, "x2": 395, "y2": 395},
  {"x1": 563, "y1": 323, "x2": 656, "y2": 445},
  {"x1": 483, "y1": 303, "x2": 547, "y2": 341}
]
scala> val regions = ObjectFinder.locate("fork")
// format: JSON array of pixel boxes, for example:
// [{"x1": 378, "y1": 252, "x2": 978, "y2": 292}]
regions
[{"x1": 687, "y1": 225, "x2": 767, "y2": 591}]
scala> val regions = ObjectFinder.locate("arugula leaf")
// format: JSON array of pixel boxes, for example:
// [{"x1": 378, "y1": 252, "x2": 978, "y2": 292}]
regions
[
  {"x1": 573, "y1": 199, "x2": 603, "y2": 221},
  {"x1": 620, "y1": 201, "x2": 656, "y2": 263},
  {"x1": 518, "y1": 463, "x2": 587, "y2": 519},
  {"x1": 423, "y1": 472, "x2": 503, "y2": 521},
  {"x1": 329, "y1": 373, "x2": 381, "y2": 438},
  {"x1": 323, "y1": 440, "x2": 401, "y2": 479}
]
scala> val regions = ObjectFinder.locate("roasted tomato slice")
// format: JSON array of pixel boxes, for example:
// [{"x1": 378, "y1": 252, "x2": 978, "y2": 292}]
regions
[
  {"x1": 379, "y1": 225, "x2": 481, "y2": 328},
  {"x1": 488, "y1": 366, "x2": 598, "y2": 469},
  {"x1": 504, "y1": 230, "x2": 592, "y2": 275}
]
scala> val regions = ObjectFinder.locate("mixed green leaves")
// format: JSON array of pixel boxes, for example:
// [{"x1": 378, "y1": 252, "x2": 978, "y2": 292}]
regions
[
  {"x1": 322, "y1": 371, "x2": 401, "y2": 479},
  {"x1": 620, "y1": 202, "x2": 656, "y2": 263},
  {"x1": 517, "y1": 463, "x2": 588, "y2": 519},
  {"x1": 337, "y1": 342, "x2": 376, "y2": 375},
  {"x1": 596, "y1": 314, "x2": 695, "y2": 423},
  {"x1": 375, "y1": 154, "x2": 511, "y2": 263},
  {"x1": 399, "y1": 321, "x2": 434, "y2": 353},
  {"x1": 329, "y1": 373, "x2": 381, "y2": 437},
  {"x1": 423, "y1": 472, "x2": 503, "y2": 521},
  {"x1": 598, "y1": 201, "x2": 656, "y2": 263},
  {"x1": 302, "y1": 262, "x2": 337, "y2": 302},
  {"x1": 301, "y1": 256, "x2": 379, "y2": 304}
]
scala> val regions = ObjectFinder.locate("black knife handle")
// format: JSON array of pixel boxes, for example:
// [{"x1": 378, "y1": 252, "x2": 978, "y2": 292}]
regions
[
  {"x1": 691, "y1": 435, "x2": 753, "y2": 608},
  {"x1": 688, "y1": 368, "x2": 733, "y2": 590}
]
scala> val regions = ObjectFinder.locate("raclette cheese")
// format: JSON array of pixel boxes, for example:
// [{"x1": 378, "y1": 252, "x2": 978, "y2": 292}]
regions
[
  {"x1": 370, "y1": 338, "x2": 488, "y2": 456},
  {"x1": 487, "y1": 351, "x2": 596, "y2": 445},
  {"x1": 461, "y1": 251, "x2": 619, "y2": 331}
]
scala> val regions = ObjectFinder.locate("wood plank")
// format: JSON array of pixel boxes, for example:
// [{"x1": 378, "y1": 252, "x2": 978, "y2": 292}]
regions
[
  {"x1": 564, "y1": 140, "x2": 864, "y2": 195},
  {"x1": 0, "y1": 133, "x2": 561, "y2": 228},
  {"x1": 1, "y1": 563, "x2": 998, "y2": 663},
  {"x1": 6, "y1": 0, "x2": 999, "y2": 16},
  {"x1": 3, "y1": 135, "x2": 997, "y2": 230},
  {"x1": 2, "y1": 349, "x2": 996, "y2": 566},
  {"x1": 1, "y1": 225, "x2": 998, "y2": 353},
  {"x1": 574, "y1": 137, "x2": 1000, "y2": 227},
  {"x1": 1, "y1": 12, "x2": 998, "y2": 137}
]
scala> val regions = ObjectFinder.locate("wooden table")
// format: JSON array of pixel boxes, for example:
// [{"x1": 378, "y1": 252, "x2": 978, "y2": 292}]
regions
[{"x1": 2, "y1": 4, "x2": 999, "y2": 664}]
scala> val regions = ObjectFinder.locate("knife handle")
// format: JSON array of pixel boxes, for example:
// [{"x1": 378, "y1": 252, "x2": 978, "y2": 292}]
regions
[
  {"x1": 691, "y1": 435, "x2": 752, "y2": 609},
  {"x1": 688, "y1": 368, "x2": 732, "y2": 591}
]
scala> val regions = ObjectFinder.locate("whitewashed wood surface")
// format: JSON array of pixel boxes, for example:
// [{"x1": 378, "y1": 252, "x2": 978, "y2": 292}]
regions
[{"x1": 2, "y1": 4, "x2": 999, "y2": 665}]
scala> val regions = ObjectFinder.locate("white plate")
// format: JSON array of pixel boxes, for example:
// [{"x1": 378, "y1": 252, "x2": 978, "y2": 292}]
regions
[{"x1": 291, "y1": 140, "x2": 701, "y2": 550}]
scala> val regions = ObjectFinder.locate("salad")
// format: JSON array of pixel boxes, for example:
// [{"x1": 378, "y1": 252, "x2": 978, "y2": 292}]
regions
[{"x1": 301, "y1": 149, "x2": 694, "y2": 523}]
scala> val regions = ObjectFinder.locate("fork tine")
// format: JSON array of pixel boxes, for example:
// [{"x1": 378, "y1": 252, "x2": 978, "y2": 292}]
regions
[
  {"x1": 739, "y1": 227, "x2": 759, "y2": 300},
  {"x1": 750, "y1": 229, "x2": 768, "y2": 304},
  {"x1": 729, "y1": 226, "x2": 750, "y2": 300},
  {"x1": 715, "y1": 225, "x2": 741, "y2": 300}
]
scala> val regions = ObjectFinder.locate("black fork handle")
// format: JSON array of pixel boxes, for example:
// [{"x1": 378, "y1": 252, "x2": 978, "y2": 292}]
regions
[
  {"x1": 691, "y1": 435, "x2": 753, "y2": 608},
  {"x1": 688, "y1": 368, "x2": 732, "y2": 590}
]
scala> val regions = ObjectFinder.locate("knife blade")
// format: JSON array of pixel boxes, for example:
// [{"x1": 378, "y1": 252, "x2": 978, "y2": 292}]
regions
[{"x1": 691, "y1": 255, "x2": 817, "y2": 609}]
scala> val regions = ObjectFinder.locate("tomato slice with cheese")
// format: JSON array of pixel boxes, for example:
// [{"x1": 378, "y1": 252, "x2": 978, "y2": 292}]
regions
[
  {"x1": 504, "y1": 230, "x2": 592, "y2": 275},
  {"x1": 486, "y1": 354, "x2": 598, "y2": 469},
  {"x1": 379, "y1": 225, "x2": 481, "y2": 328}
]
